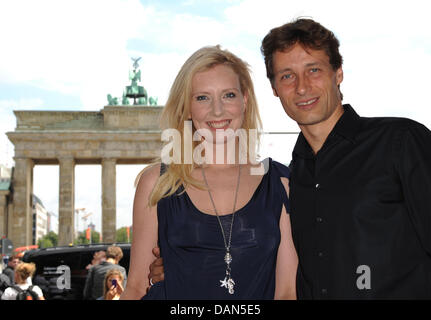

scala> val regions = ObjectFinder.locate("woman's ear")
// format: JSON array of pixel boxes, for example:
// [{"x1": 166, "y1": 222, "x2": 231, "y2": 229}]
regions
[{"x1": 243, "y1": 91, "x2": 248, "y2": 112}]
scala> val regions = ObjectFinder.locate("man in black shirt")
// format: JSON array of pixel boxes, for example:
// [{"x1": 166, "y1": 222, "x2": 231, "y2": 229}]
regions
[{"x1": 261, "y1": 18, "x2": 431, "y2": 299}]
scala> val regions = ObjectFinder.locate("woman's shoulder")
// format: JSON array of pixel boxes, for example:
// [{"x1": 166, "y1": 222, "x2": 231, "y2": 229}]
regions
[
  {"x1": 266, "y1": 158, "x2": 290, "y2": 179},
  {"x1": 134, "y1": 163, "x2": 162, "y2": 190}
]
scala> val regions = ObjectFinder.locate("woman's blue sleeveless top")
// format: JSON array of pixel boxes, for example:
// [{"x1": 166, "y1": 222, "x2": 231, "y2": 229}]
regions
[{"x1": 143, "y1": 158, "x2": 290, "y2": 300}]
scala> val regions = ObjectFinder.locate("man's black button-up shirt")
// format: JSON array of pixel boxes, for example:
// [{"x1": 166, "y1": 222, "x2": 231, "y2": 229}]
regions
[{"x1": 289, "y1": 104, "x2": 431, "y2": 299}]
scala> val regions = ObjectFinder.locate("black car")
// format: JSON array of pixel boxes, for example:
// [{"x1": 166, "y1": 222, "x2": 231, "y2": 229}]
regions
[{"x1": 22, "y1": 243, "x2": 130, "y2": 300}]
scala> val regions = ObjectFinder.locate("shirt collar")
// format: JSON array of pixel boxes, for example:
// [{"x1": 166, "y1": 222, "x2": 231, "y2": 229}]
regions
[
  {"x1": 333, "y1": 104, "x2": 362, "y2": 142},
  {"x1": 293, "y1": 104, "x2": 362, "y2": 159}
]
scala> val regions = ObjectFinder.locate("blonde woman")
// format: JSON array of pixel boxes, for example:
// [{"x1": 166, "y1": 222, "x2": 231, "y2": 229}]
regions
[
  {"x1": 121, "y1": 45, "x2": 298, "y2": 300},
  {"x1": 1, "y1": 262, "x2": 45, "y2": 300},
  {"x1": 99, "y1": 268, "x2": 125, "y2": 300}
]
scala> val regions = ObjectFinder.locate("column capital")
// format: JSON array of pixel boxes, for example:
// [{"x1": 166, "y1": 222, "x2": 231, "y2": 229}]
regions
[
  {"x1": 102, "y1": 158, "x2": 117, "y2": 164},
  {"x1": 13, "y1": 156, "x2": 30, "y2": 161},
  {"x1": 13, "y1": 157, "x2": 34, "y2": 166},
  {"x1": 58, "y1": 156, "x2": 75, "y2": 162}
]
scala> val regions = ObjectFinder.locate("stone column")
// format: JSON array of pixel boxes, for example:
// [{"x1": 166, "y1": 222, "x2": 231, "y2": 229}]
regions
[
  {"x1": 102, "y1": 158, "x2": 116, "y2": 243},
  {"x1": 0, "y1": 191, "x2": 10, "y2": 238},
  {"x1": 7, "y1": 202, "x2": 13, "y2": 239},
  {"x1": 58, "y1": 157, "x2": 75, "y2": 246},
  {"x1": 11, "y1": 157, "x2": 34, "y2": 247}
]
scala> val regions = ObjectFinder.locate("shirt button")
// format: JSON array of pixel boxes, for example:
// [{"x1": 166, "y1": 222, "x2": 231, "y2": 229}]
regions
[
  {"x1": 318, "y1": 252, "x2": 324, "y2": 257},
  {"x1": 315, "y1": 183, "x2": 320, "y2": 189},
  {"x1": 316, "y1": 217, "x2": 323, "y2": 223},
  {"x1": 321, "y1": 288, "x2": 327, "y2": 295}
]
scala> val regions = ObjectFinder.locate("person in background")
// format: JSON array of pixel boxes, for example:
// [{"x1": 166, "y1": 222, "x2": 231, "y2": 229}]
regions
[
  {"x1": 1, "y1": 254, "x2": 21, "y2": 285},
  {"x1": 86, "y1": 250, "x2": 107, "y2": 270},
  {"x1": 1, "y1": 262, "x2": 45, "y2": 300},
  {"x1": 83, "y1": 246, "x2": 127, "y2": 300},
  {"x1": 98, "y1": 268, "x2": 125, "y2": 300}
]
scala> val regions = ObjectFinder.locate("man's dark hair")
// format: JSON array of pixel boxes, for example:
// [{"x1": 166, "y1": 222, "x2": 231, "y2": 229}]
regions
[{"x1": 261, "y1": 18, "x2": 343, "y2": 86}]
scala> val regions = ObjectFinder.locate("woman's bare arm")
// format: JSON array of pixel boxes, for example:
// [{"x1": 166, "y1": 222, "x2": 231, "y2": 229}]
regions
[
  {"x1": 274, "y1": 177, "x2": 298, "y2": 300},
  {"x1": 120, "y1": 164, "x2": 160, "y2": 300}
]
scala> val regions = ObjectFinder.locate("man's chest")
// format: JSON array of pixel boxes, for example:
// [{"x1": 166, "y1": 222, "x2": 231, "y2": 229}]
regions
[{"x1": 288, "y1": 139, "x2": 404, "y2": 237}]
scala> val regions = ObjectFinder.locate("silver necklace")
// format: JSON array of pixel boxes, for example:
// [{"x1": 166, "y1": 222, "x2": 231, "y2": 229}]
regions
[{"x1": 201, "y1": 164, "x2": 241, "y2": 295}]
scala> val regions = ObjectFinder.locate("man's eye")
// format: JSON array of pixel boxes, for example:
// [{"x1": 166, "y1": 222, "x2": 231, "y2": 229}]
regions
[
  {"x1": 310, "y1": 68, "x2": 320, "y2": 73},
  {"x1": 281, "y1": 74, "x2": 293, "y2": 80}
]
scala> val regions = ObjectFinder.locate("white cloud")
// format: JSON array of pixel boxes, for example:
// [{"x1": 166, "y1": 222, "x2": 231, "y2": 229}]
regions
[
  {"x1": 0, "y1": 98, "x2": 45, "y2": 111},
  {"x1": 221, "y1": 0, "x2": 431, "y2": 129},
  {"x1": 0, "y1": 99, "x2": 44, "y2": 167},
  {"x1": 0, "y1": 0, "x2": 150, "y2": 109}
]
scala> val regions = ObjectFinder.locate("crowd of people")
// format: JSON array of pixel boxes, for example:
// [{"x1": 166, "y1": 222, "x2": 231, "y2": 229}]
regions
[
  {"x1": 83, "y1": 246, "x2": 127, "y2": 300},
  {"x1": 0, "y1": 245, "x2": 127, "y2": 300},
  {"x1": 0, "y1": 254, "x2": 45, "y2": 300}
]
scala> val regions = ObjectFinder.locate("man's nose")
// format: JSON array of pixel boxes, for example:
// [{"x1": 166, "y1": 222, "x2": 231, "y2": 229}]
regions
[{"x1": 296, "y1": 75, "x2": 311, "y2": 96}]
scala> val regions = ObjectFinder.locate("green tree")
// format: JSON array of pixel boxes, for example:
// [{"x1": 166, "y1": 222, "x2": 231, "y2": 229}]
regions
[
  {"x1": 37, "y1": 231, "x2": 58, "y2": 248},
  {"x1": 74, "y1": 230, "x2": 101, "y2": 245},
  {"x1": 116, "y1": 226, "x2": 132, "y2": 243},
  {"x1": 38, "y1": 238, "x2": 53, "y2": 248},
  {"x1": 46, "y1": 231, "x2": 58, "y2": 246}
]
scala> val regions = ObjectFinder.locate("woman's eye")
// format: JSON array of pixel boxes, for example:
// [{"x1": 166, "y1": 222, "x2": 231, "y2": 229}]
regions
[
  {"x1": 196, "y1": 95, "x2": 208, "y2": 101},
  {"x1": 224, "y1": 92, "x2": 236, "y2": 99}
]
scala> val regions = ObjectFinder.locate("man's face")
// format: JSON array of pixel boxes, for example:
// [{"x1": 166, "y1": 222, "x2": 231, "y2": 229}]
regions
[
  {"x1": 8, "y1": 258, "x2": 21, "y2": 269},
  {"x1": 271, "y1": 43, "x2": 343, "y2": 130}
]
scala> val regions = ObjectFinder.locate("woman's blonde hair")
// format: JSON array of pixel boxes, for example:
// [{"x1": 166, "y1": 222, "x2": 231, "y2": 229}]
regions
[
  {"x1": 103, "y1": 268, "x2": 124, "y2": 299},
  {"x1": 137, "y1": 45, "x2": 262, "y2": 206},
  {"x1": 15, "y1": 262, "x2": 36, "y2": 281}
]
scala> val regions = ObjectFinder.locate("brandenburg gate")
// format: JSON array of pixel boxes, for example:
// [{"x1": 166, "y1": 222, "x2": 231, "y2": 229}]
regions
[{"x1": 6, "y1": 105, "x2": 163, "y2": 247}]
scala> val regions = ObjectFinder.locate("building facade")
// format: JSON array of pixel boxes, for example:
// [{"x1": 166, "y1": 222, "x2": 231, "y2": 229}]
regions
[
  {"x1": 32, "y1": 194, "x2": 48, "y2": 244},
  {"x1": 6, "y1": 105, "x2": 163, "y2": 247},
  {"x1": 0, "y1": 164, "x2": 12, "y2": 239}
]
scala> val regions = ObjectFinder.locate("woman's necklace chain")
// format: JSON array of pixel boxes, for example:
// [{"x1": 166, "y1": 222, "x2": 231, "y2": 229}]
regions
[{"x1": 201, "y1": 164, "x2": 241, "y2": 295}]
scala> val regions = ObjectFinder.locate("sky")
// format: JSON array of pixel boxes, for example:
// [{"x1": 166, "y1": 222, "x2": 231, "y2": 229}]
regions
[{"x1": 1, "y1": 0, "x2": 431, "y2": 233}]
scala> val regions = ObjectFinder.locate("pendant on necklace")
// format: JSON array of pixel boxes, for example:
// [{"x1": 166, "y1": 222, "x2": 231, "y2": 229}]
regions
[
  {"x1": 220, "y1": 276, "x2": 235, "y2": 294},
  {"x1": 220, "y1": 251, "x2": 234, "y2": 294},
  {"x1": 224, "y1": 252, "x2": 232, "y2": 264}
]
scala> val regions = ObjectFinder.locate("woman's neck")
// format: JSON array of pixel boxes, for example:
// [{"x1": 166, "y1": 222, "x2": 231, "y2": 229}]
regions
[{"x1": 200, "y1": 136, "x2": 252, "y2": 168}]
